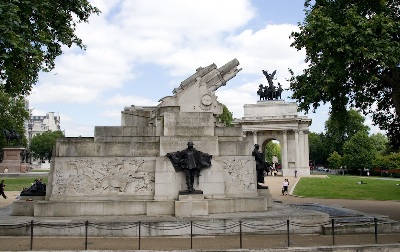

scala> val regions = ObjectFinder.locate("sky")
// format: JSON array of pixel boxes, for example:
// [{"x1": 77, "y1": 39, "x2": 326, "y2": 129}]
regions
[{"x1": 27, "y1": 0, "x2": 383, "y2": 137}]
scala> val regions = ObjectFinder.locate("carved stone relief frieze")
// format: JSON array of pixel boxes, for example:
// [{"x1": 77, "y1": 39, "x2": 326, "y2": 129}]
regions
[{"x1": 52, "y1": 158, "x2": 155, "y2": 196}]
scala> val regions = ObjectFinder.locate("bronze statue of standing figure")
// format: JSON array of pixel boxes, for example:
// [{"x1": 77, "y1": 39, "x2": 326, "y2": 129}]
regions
[
  {"x1": 252, "y1": 144, "x2": 269, "y2": 189},
  {"x1": 166, "y1": 142, "x2": 212, "y2": 193}
]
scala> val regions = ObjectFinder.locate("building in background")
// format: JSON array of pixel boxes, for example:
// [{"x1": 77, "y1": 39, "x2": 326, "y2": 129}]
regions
[{"x1": 26, "y1": 112, "x2": 61, "y2": 141}]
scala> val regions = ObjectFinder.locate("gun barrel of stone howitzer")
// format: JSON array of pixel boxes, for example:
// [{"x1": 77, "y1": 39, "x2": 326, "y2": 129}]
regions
[
  {"x1": 208, "y1": 58, "x2": 242, "y2": 92},
  {"x1": 218, "y1": 58, "x2": 240, "y2": 75},
  {"x1": 173, "y1": 63, "x2": 217, "y2": 94}
]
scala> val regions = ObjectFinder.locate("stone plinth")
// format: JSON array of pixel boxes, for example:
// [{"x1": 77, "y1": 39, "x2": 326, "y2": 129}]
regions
[
  {"x1": 0, "y1": 147, "x2": 28, "y2": 173},
  {"x1": 175, "y1": 194, "x2": 208, "y2": 217},
  {"x1": 258, "y1": 189, "x2": 273, "y2": 207}
]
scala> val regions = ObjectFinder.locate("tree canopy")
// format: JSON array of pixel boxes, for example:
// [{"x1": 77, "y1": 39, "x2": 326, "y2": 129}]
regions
[
  {"x1": 29, "y1": 130, "x2": 64, "y2": 162},
  {"x1": 327, "y1": 151, "x2": 342, "y2": 169},
  {"x1": 0, "y1": 0, "x2": 100, "y2": 96},
  {"x1": 324, "y1": 109, "x2": 369, "y2": 155},
  {"x1": 290, "y1": 0, "x2": 400, "y2": 149},
  {"x1": 264, "y1": 141, "x2": 281, "y2": 164},
  {"x1": 308, "y1": 132, "x2": 328, "y2": 166},
  {"x1": 342, "y1": 130, "x2": 376, "y2": 171},
  {"x1": 217, "y1": 104, "x2": 234, "y2": 127},
  {"x1": 0, "y1": 92, "x2": 28, "y2": 148}
]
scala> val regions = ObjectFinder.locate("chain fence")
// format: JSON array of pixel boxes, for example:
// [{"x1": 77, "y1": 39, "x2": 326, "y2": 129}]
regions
[{"x1": 0, "y1": 217, "x2": 399, "y2": 251}]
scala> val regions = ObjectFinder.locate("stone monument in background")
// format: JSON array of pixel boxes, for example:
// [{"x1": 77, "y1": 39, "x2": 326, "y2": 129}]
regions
[
  {"x1": 0, "y1": 147, "x2": 30, "y2": 173},
  {"x1": 0, "y1": 129, "x2": 30, "y2": 173}
]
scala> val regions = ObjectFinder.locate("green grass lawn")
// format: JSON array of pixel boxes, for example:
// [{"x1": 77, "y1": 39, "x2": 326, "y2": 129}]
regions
[
  {"x1": 1, "y1": 177, "x2": 48, "y2": 191},
  {"x1": 294, "y1": 175, "x2": 400, "y2": 201}
]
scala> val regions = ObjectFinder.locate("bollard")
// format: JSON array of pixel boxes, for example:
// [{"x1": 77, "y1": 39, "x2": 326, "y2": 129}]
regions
[
  {"x1": 239, "y1": 220, "x2": 242, "y2": 249},
  {"x1": 287, "y1": 220, "x2": 290, "y2": 247},
  {"x1": 190, "y1": 221, "x2": 193, "y2": 249},
  {"x1": 85, "y1": 220, "x2": 88, "y2": 250},
  {"x1": 374, "y1": 218, "x2": 378, "y2": 244},
  {"x1": 332, "y1": 219, "x2": 335, "y2": 246},
  {"x1": 30, "y1": 220, "x2": 34, "y2": 251},
  {"x1": 138, "y1": 221, "x2": 141, "y2": 250}
]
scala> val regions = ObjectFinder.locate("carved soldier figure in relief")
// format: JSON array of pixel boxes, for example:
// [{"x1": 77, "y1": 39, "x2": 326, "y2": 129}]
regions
[{"x1": 166, "y1": 142, "x2": 212, "y2": 193}]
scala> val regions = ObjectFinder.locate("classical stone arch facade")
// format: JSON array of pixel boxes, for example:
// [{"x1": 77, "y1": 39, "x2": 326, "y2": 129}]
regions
[{"x1": 235, "y1": 101, "x2": 311, "y2": 177}]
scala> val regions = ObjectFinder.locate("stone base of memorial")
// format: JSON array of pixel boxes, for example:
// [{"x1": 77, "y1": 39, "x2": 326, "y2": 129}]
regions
[{"x1": 175, "y1": 194, "x2": 208, "y2": 217}]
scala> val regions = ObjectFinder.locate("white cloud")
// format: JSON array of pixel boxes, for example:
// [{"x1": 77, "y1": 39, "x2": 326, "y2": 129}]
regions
[
  {"x1": 27, "y1": 0, "x2": 325, "y2": 136},
  {"x1": 63, "y1": 123, "x2": 95, "y2": 137},
  {"x1": 104, "y1": 94, "x2": 158, "y2": 107}
]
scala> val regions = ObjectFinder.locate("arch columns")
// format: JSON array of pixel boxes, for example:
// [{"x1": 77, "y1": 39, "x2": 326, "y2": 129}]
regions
[
  {"x1": 282, "y1": 130, "x2": 288, "y2": 171},
  {"x1": 252, "y1": 131, "x2": 258, "y2": 146},
  {"x1": 238, "y1": 101, "x2": 311, "y2": 177},
  {"x1": 295, "y1": 130, "x2": 300, "y2": 171}
]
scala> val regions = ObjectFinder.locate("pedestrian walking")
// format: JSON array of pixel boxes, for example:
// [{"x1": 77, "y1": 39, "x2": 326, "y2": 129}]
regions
[
  {"x1": 282, "y1": 179, "x2": 289, "y2": 196},
  {"x1": 0, "y1": 180, "x2": 7, "y2": 199}
]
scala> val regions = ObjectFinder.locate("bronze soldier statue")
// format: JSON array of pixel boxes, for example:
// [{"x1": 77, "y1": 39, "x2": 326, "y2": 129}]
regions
[
  {"x1": 252, "y1": 144, "x2": 268, "y2": 189},
  {"x1": 166, "y1": 142, "x2": 212, "y2": 193}
]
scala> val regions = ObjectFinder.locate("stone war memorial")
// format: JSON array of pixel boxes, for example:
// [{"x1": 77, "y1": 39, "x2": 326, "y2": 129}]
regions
[
  {"x1": 0, "y1": 129, "x2": 31, "y2": 173},
  {"x1": 14, "y1": 58, "x2": 314, "y2": 222}
]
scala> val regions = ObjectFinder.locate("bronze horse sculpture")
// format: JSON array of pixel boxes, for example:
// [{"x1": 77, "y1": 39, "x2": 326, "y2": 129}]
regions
[
  {"x1": 257, "y1": 70, "x2": 284, "y2": 101},
  {"x1": 2, "y1": 129, "x2": 22, "y2": 145}
]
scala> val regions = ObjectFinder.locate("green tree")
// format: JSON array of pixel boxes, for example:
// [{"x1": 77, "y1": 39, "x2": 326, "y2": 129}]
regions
[
  {"x1": 29, "y1": 130, "x2": 64, "y2": 162},
  {"x1": 373, "y1": 152, "x2": 400, "y2": 170},
  {"x1": 217, "y1": 104, "x2": 234, "y2": 127},
  {"x1": 308, "y1": 132, "x2": 329, "y2": 167},
  {"x1": 342, "y1": 131, "x2": 376, "y2": 172},
  {"x1": 370, "y1": 133, "x2": 389, "y2": 155},
  {"x1": 327, "y1": 151, "x2": 342, "y2": 169},
  {"x1": 0, "y1": 0, "x2": 100, "y2": 96},
  {"x1": 0, "y1": 92, "x2": 29, "y2": 148},
  {"x1": 324, "y1": 109, "x2": 369, "y2": 155},
  {"x1": 264, "y1": 141, "x2": 281, "y2": 164},
  {"x1": 290, "y1": 0, "x2": 400, "y2": 149}
]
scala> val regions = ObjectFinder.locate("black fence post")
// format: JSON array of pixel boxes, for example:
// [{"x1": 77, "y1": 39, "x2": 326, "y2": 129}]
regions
[
  {"x1": 138, "y1": 221, "x2": 141, "y2": 250},
  {"x1": 190, "y1": 221, "x2": 193, "y2": 249},
  {"x1": 287, "y1": 220, "x2": 290, "y2": 247},
  {"x1": 332, "y1": 219, "x2": 335, "y2": 246},
  {"x1": 85, "y1": 220, "x2": 88, "y2": 250},
  {"x1": 374, "y1": 218, "x2": 378, "y2": 244},
  {"x1": 239, "y1": 220, "x2": 242, "y2": 249},
  {"x1": 30, "y1": 220, "x2": 33, "y2": 251}
]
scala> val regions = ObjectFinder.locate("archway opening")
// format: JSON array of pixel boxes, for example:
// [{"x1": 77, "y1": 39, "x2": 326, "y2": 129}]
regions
[{"x1": 263, "y1": 139, "x2": 281, "y2": 176}]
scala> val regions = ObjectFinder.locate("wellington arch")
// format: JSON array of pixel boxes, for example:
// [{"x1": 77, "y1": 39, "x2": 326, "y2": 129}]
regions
[{"x1": 234, "y1": 100, "x2": 311, "y2": 177}]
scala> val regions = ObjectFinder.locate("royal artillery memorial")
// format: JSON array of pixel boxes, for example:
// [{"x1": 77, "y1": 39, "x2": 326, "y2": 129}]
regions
[{"x1": 14, "y1": 59, "x2": 312, "y2": 219}]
